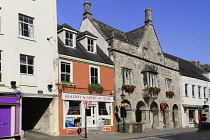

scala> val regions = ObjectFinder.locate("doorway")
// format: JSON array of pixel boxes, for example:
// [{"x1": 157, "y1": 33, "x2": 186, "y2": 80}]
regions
[
  {"x1": 86, "y1": 106, "x2": 97, "y2": 127},
  {"x1": 0, "y1": 106, "x2": 11, "y2": 137}
]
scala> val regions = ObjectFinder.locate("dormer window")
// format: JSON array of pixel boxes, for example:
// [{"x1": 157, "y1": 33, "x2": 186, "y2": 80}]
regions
[
  {"x1": 65, "y1": 31, "x2": 73, "y2": 47},
  {"x1": 88, "y1": 38, "x2": 94, "y2": 52},
  {"x1": 77, "y1": 31, "x2": 97, "y2": 53}
]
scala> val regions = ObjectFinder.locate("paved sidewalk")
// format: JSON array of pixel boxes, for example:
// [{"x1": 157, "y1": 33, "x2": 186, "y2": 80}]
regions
[{"x1": 24, "y1": 127, "x2": 198, "y2": 140}]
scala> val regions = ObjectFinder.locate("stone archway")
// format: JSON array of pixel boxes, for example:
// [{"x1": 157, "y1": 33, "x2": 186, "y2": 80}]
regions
[
  {"x1": 150, "y1": 102, "x2": 158, "y2": 129},
  {"x1": 172, "y1": 104, "x2": 179, "y2": 127},
  {"x1": 136, "y1": 101, "x2": 146, "y2": 122},
  {"x1": 120, "y1": 100, "x2": 131, "y2": 119}
]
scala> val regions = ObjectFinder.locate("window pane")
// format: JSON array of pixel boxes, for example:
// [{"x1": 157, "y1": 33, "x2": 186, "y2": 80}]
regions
[
  {"x1": 19, "y1": 15, "x2": 23, "y2": 21},
  {"x1": 66, "y1": 64, "x2": 70, "y2": 73},
  {"x1": 28, "y1": 56, "x2": 34, "y2": 65},
  {"x1": 66, "y1": 75, "x2": 70, "y2": 83},
  {"x1": 20, "y1": 55, "x2": 26, "y2": 64},
  {"x1": 67, "y1": 101, "x2": 80, "y2": 115},
  {"x1": 99, "y1": 102, "x2": 108, "y2": 115},
  {"x1": 61, "y1": 74, "x2": 65, "y2": 81},
  {"x1": 91, "y1": 67, "x2": 94, "y2": 76},
  {"x1": 61, "y1": 63, "x2": 65, "y2": 72},
  {"x1": 20, "y1": 65, "x2": 27, "y2": 73},
  {"x1": 28, "y1": 66, "x2": 33, "y2": 74}
]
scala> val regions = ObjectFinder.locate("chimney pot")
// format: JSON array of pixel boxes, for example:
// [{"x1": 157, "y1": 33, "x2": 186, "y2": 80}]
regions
[
  {"x1": 83, "y1": 2, "x2": 92, "y2": 19},
  {"x1": 145, "y1": 9, "x2": 152, "y2": 25}
]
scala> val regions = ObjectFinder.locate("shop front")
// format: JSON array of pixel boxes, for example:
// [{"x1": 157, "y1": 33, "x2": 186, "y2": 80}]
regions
[
  {"x1": 59, "y1": 92, "x2": 115, "y2": 135},
  {"x1": 0, "y1": 92, "x2": 21, "y2": 138}
]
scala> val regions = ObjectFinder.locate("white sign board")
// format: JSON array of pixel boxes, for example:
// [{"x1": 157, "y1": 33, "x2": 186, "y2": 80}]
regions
[{"x1": 62, "y1": 93, "x2": 114, "y2": 102}]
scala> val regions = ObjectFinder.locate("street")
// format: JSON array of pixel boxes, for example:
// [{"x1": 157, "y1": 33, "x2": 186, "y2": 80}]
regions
[{"x1": 133, "y1": 131, "x2": 210, "y2": 140}]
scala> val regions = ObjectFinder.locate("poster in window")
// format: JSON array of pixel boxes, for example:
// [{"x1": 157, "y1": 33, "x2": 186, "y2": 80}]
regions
[{"x1": 65, "y1": 117, "x2": 74, "y2": 127}]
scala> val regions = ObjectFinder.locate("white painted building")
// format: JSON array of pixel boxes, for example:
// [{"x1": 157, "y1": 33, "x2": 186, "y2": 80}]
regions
[
  {"x1": 165, "y1": 54, "x2": 210, "y2": 128},
  {"x1": 180, "y1": 76, "x2": 209, "y2": 127},
  {"x1": 0, "y1": 0, "x2": 58, "y2": 138}
]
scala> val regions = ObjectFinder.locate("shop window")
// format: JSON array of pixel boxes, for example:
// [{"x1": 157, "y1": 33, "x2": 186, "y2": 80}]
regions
[
  {"x1": 64, "y1": 101, "x2": 81, "y2": 128},
  {"x1": 0, "y1": 51, "x2": 1, "y2": 82},
  {"x1": 99, "y1": 102, "x2": 111, "y2": 115},
  {"x1": 98, "y1": 102, "x2": 112, "y2": 126}
]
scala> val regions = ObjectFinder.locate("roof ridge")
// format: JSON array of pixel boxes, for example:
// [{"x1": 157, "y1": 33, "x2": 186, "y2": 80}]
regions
[
  {"x1": 92, "y1": 18, "x2": 125, "y2": 34},
  {"x1": 126, "y1": 26, "x2": 145, "y2": 34}
]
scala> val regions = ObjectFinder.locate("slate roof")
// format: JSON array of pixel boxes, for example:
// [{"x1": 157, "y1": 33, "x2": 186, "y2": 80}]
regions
[
  {"x1": 77, "y1": 30, "x2": 98, "y2": 39},
  {"x1": 164, "y1": 53, "x2": 209, "y2": 81},
  {"x1": 57, "y1": 23, "x2": 77, "y2": 32},
  {"x1": 90, "y1": 18, "x2": 146, "y2": 46},
  {"x1": 58, "y1": 34, "x2": 114, "y2": 66}
]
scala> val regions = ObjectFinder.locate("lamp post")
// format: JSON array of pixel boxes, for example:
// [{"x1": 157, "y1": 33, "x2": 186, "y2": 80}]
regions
[{"x1": 120, "y1": 93, "x2": 126, "y2": 133}]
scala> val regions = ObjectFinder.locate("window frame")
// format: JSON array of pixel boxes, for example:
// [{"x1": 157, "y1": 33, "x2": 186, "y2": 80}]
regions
[
  {"x1": 192, "y1": 85, "x2": 195, "y2": 97},
  {"x1": 65, "y1": 31, "x2": 74, "y2": 47},
  {"x1": 122, "y1": 68, "x2": 132, "y2": 85},
  {"x1": 87, "y1": 38, "x2": 94, "y2": 52},
  {"x1": 204, "y1": 87, "x2": 207, "y2": 98},
  {"x1": 198, "y1": 86, "x2": 201, "y2": 98},
  {"x1": 64, "y1": 100, "x2": 82, "y2": 128},
  {"x1": 142, "y1": 72, "x2": 157, "y2": 88},
  {"x1": 165, "y1": 78, "x2": 172, "y2": 91},
  {"x1": 20, "y1": 54, "x2": 34, "y2": 75},
  {"x1": 60, "y1": 60, "x2": 73, "y2": 83},
  {"x1": 185, "y1": 84, "x2": 188, "y2": 97},
  {"x1": 19, "y1": 14, "x2": 34, "y2": 38},
  {"x1": 89, "y1": 65, "x2": 100, "y2": 84}
]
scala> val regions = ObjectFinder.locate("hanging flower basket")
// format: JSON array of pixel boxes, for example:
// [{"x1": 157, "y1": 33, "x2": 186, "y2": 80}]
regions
[
  {"x1": 166, "y1": 91, "x2": 174, "y2": 98},
  {"x1": 148, "y1": 87, "x2": 161, "y2": 96},
  {"x1": 121, "y1": 85, "x2": 136, "y2": 93},
  {"x1": 119, "y1": 103, "x2": 130, "y2": 108}
]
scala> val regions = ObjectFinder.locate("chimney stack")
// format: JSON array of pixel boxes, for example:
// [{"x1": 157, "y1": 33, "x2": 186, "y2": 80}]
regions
[
  {"x1": 144, "y1": 9, "x2": 152, "y2": 25},
  {"x1": 83, "y1": 2, "x2": 92, "y2": 19}
]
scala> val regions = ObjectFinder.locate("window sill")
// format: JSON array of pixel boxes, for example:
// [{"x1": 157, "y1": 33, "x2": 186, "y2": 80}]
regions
[
  {"x1": 18, "y1": 36, "x2": 36, "y2": 42},
  {"x1": 192, "y1": 97, "x2": 196, "y2": 98},
  {"x1": 0, "y1": 33, "x2": 4, "y2": 35},
  {"x1": 185, "y1": 96, "x2": 189, "y2": 97},
  {"x1": 199, "y1": 97, "x2": 202, "y2": 99}
]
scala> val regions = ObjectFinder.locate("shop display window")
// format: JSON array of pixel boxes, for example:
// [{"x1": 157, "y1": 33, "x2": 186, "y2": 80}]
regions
[
  {"x1": 98, "y1": 102, "x2": 112, "y2": 126},
  {"x1": 65, "y1": 100, "x2": 82, "y2": 127}
]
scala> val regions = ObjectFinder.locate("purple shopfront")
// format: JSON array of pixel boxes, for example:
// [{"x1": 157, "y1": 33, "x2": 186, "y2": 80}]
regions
[{"x1": 0, "y1": 91, "x2": 21, "y2": 138}]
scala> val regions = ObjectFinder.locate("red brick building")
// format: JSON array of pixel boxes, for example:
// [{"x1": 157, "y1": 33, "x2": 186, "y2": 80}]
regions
[{"x1": 57, "y1": 24, "x2": 115, "y2": 135}]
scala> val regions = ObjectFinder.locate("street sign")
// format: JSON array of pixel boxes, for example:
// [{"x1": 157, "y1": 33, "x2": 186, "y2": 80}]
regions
[{"x1": 84, "y1": 101, "x2": 91, "y2": 109}]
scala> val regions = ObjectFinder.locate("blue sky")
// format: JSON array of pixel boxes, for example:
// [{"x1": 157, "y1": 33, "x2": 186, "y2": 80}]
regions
[{"x1": 57, "y1": 0, "x2": 210, "y2": 65}]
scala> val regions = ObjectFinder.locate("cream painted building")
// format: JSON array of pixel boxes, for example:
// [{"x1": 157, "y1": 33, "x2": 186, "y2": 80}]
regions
[{"x1": 0, "y1": 0, "x2": 58, "y2": 138}]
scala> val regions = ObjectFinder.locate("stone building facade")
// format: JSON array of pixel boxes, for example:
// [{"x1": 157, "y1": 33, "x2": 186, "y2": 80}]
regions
[{"x1": 79, "y1": 2, "x2": 182, "y2": 132}]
